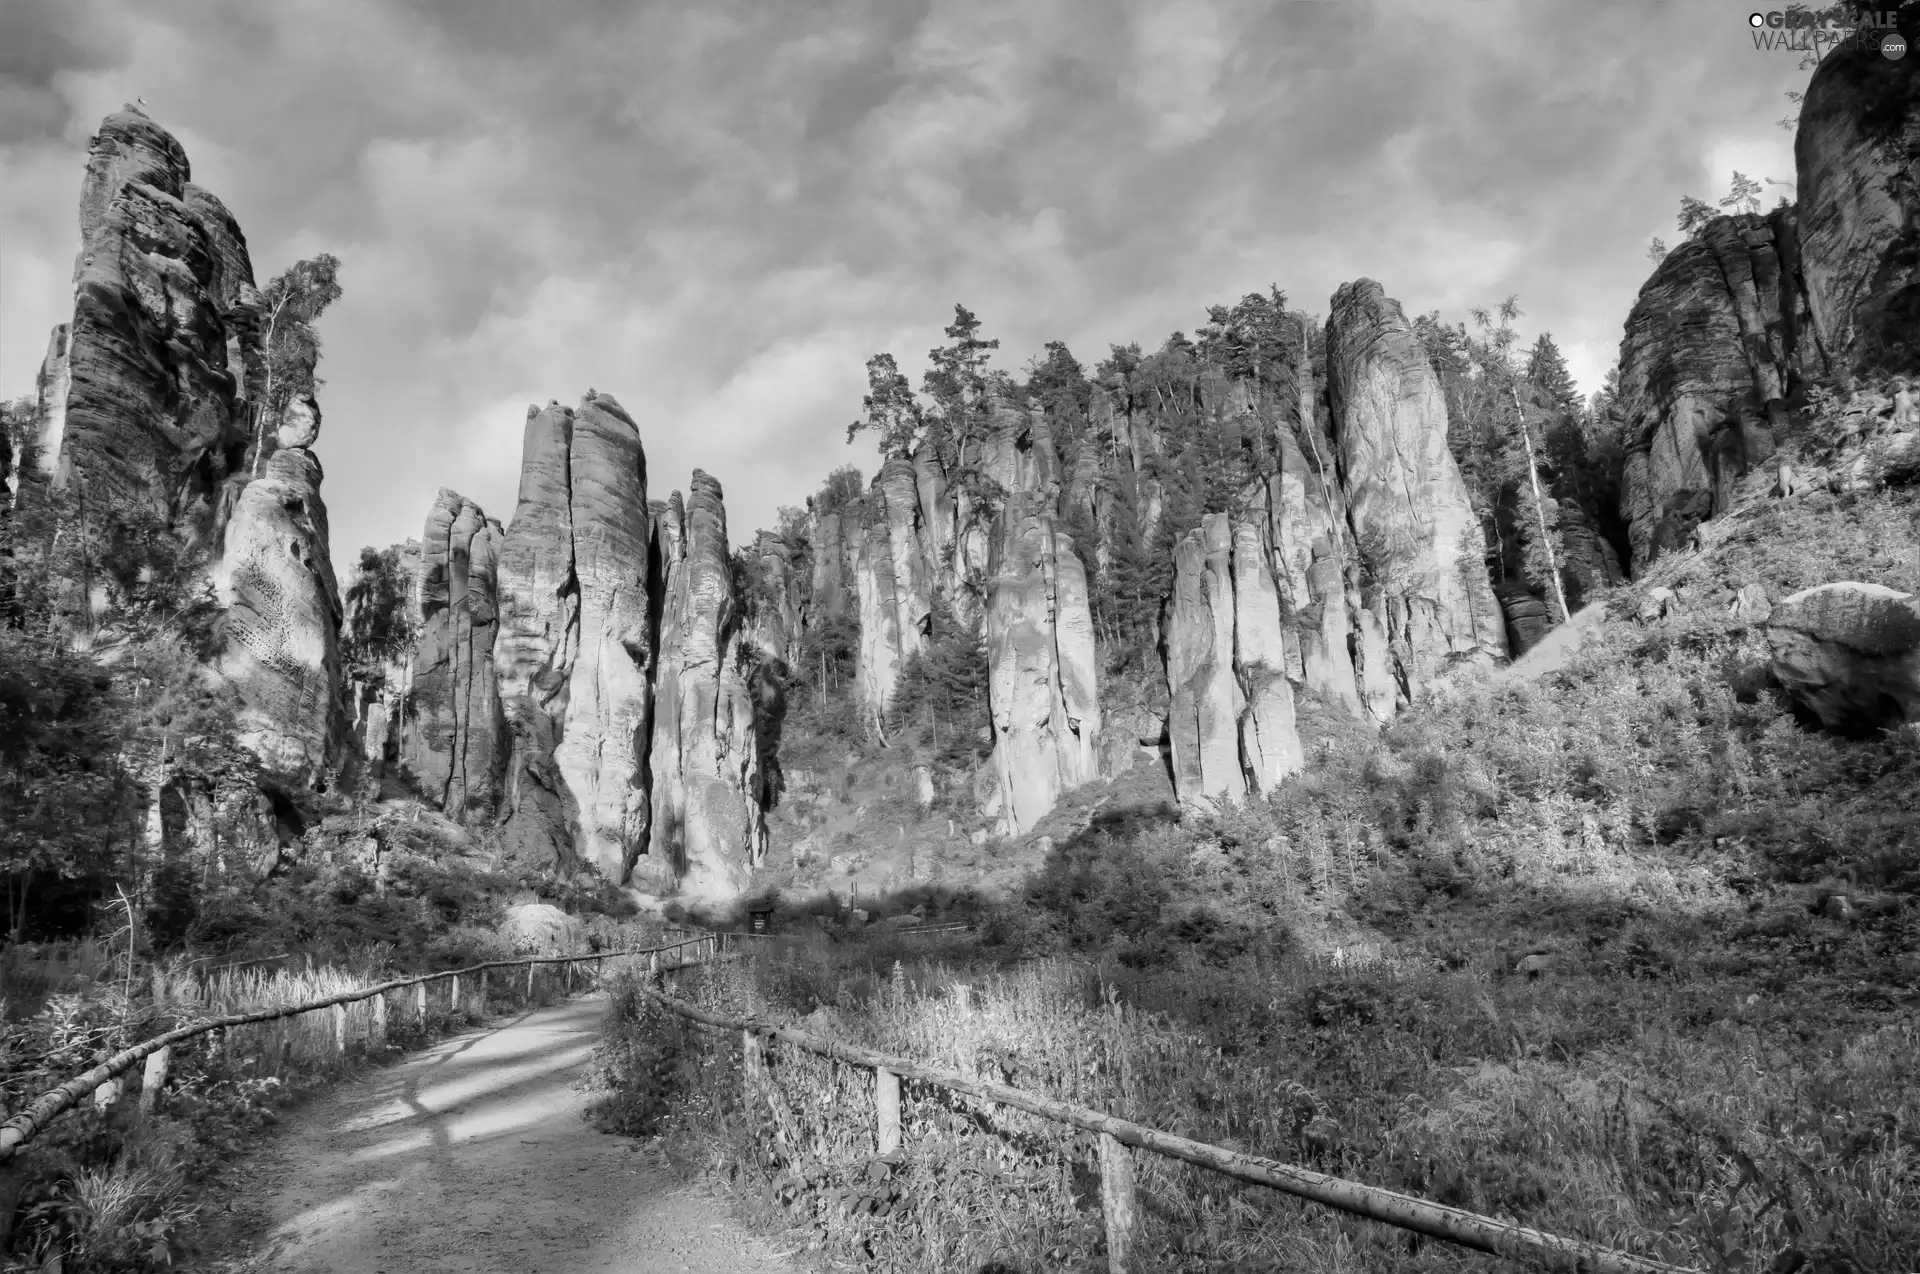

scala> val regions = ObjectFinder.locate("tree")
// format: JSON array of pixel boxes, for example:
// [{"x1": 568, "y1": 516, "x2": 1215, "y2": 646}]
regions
[
  {"x1": 846, "y1": 353, "x2": 922, "y2": 456},
  {"x1": 256, "y1": 253, "x2": 343, "y2": 472},
  {"x1": 1720, "y1": 170, "x2": 1764, "y2": 217},
  {"x1": 1648, "y1": 237, "x2": 1668, "y2": 265},
  {"x1": 1677, "y1": 196, "x2": 1717, "y2": 237},
  {"x1": 1524, "y1": 333, "x2": 1581, "y2": 415}
]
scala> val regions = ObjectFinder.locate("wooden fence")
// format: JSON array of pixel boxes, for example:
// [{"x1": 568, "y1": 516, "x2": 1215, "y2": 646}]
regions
[
  {"x1": 639, "y1": 962, "x2": 1702, "y2": 1274},
  {"x1": 0, "y1": 932, "x2": 729, "y2": 1165}
]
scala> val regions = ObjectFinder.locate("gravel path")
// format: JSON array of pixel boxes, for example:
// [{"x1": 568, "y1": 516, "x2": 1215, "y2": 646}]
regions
[{"x1": 215, "y1": 993, "x2": 801, "y2": 1274}]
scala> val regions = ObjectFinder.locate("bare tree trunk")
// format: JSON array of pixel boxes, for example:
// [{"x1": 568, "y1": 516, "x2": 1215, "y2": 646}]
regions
[{"x1": 1513, "y1": 387, "x2": 1569, "y2": 622}]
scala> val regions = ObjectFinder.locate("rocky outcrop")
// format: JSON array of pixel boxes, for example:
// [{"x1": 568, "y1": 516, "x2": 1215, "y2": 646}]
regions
[
  {"x1": 55, "y1": 108, "x2": 260, "y2": 542},
  {"x1": 985, "y1": 487, "x2": 1100, "y2": 833},
  {"x1": 853, "y1": 515, "x2": 904, "y2": 713},
  {"x1": 1795, "y1": 13, "x2": 1920, "y2": 378},
  {"x1": 746, "y1": 530, "x2": 803, "y2": 662},
  {"x1": 494, "y1": 395, "x2": 654, "y2": 878},
  {"x1": 1325, "y1": 279, "x2": 1508, "y2": 709},
  {"x1": 1163, "y1": 514, "x2": 1304, "y2": 806},
  {"x1": 1766, "y1": 581, "x2": 1920, "y2": 735},
  {"x1": 879, "y1": 456, "x2": 932, "y2": 659},
  {"x1": 210, "y1": 447, "x2": 346, "y2": 788},
  {"x1": 1616, "y1": 212, "x2": 1813, "y2": 570},
  {"x1": 407, "y1": 490, "x2": 506, "y2": 818},
  {"x1": 645, "y1": 473, "x2": 770, "y2": 900}
]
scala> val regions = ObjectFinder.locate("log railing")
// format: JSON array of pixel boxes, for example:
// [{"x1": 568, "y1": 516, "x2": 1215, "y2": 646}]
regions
[
  {"x1": 0, "y1": 933, "x2": 724, "y2": 1165},
  {"x1": 636, "y1": 970, "x2": 1701, "y2": 1274}
]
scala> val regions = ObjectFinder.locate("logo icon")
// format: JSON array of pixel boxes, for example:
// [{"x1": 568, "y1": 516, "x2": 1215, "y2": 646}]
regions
[
  {"x1": 1886, "y1": 31, "x2": 1908, "y2": 58},
  {"x1": 1750, "y1": 11, "x2": 1766, "y2": 25}
]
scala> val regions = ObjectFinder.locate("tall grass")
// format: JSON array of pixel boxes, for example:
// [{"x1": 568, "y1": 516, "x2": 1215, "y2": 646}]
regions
[{"x1": 610, "y1": 935, "x2": 1919, "y2": 1273}]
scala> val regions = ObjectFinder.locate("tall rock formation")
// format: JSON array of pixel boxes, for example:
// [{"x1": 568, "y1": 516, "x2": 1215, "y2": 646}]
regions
[
  {"x1": 1163, "y1": 514, "x2": 1305, "y2": 807},
  {"x1": 406, "y1": 490, "x2": 506, "y2": 817},
  {"x1": 1615, "y1": 21, "x2": 1916, "y2": 569},
  {"x1": 645, "y1": 472, "x2": 771, "y2": 900},
  {"x1": 1325, "y1": 279, "x2": 1508, "y2": 708},
  {"x1": 211, "y1": 447, "x2": 347, "y2": 789},
  {"x1": 35, "y1": 107, "x2": 344, "y2": 795},
  {"x1": 54, "y1": 108, "x2": 262, "y2": 543},
  {"x1": 985, "y1": 485, "x2": 1100, "y2": 834},
  {"x1": 1795, "y1": 11, "x2": 1920, "y2": 378},
  {"x1": 494, "y1": 394, "x2": 654, "y2": 878},
  {"x1": 1616, "y1": 212, "x2": 1813, "y2": 570}
]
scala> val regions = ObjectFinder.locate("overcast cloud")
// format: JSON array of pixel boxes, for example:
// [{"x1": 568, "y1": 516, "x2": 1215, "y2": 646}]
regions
[{"x1": 1, "y1": 0, "x2": 1807, "y2": 576}]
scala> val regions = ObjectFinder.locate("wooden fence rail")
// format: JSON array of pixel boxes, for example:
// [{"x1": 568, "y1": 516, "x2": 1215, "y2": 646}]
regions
[
  {"x1": 0, "y1": 933, "x2": 721, "y2": 1165},
  {"x1": 636, "y1": 973, "x2": 1700, "y2": 1274}
]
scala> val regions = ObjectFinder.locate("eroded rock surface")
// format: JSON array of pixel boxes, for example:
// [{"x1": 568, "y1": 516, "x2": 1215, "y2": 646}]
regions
[
  {"x1": 408, "y1": 490, "x2": 506, "y2": 818},
  {"x1": 211, "y1": 447, "x2": 346, "y2": 788},
  {"x1": 1325, "y1": 279, "x2": 1508, "y2": 708},
  {"x1": 1796, "y1": 15, "x2": 1920, "y2": 377},
  {"x1": 1766, "y1": 581, "x2": 1920, "y2": 734},
  {"x1": 494, "y1": 395, "x2": 654, "y2": 878},
  {"x1": 646, "y1": 473, "x2": 770, "y2": 900}
]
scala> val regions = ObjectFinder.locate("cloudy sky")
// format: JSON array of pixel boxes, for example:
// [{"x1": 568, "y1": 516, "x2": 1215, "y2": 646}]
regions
[{"x1": 2, "y1": 0, "x2": 1809, "y2": 577}]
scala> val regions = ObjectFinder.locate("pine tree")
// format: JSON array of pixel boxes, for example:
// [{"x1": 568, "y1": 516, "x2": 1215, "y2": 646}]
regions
[
  {"x1": 1647, "y1": 237, "x2": 1668, "y2": 266},
  {"x1": 1720, "y1": 171, "x2": 1763, "y2": 217},
  {"x1": 846, "y1": 353, "x2": 923, "y2": 456},
  {"x1": 1524, "y1": 333, "x2": 1581, "y2": 414},
  {"x1": 1677, "y1": 195, "x2": 1716, "y2": 237}
]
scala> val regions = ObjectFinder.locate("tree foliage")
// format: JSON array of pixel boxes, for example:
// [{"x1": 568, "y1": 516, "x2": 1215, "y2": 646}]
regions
[{"x1": 259, "y1": 253, "x2": 343, "y2": 421}]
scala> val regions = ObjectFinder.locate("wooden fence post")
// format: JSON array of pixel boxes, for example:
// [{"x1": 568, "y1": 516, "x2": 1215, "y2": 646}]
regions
[
  {"x1": 450, "y1": 975, "x2": 461, "y2": 1016},
  {"x1": 743, "y1": 1030, "x2": 763, "y2": 1113},
  {"x1": 527, "y1": 961, "x2": 536, "y2": 1000},
  {"x1": 566, "y1": 960, "x2": 574, "y2": 994},
  {"x1": 331, "y1": 1004, "x2": 348, "y2": 1058},
  {"x1": 1099, "y1": 1131, "x2": 1139, "y2": 1274},
  {"x1": 649, "y1": 952, "x2": 658, "y2": 977},
  {"x1": 875, "y1": 1067, "x2": 901, "y2": 1156},
  {"x1": 415, "y1": 981, "x2": 428, "y2": 1021},
  {"x1": 371, "y1": 992, "x2": 387, "y2": 1045},
  {"x1": 92, "y1": 1079, "x2": 121, "y2": 1110},
  {"x1": 140, "y1": 1046, "x2": 172, "y2": 1113},
  {"x1": 478, "y1": 970, "x2": 488, "y2": 1012}
]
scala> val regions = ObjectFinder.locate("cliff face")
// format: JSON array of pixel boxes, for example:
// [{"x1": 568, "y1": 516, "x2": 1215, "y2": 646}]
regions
[
  {"x1": 1325, "y1": 279, "x2": 1509, "y2": 705},
  {"x1": 493, "y1": 395, "x2": 654, "y2": 879},
  {"x1": 1163, "y1": 513, "x2": 1304, "y2": 806},
  {"x1": 36, "y1": 108, "x2": 343, "y2": 796},
  {"x1": 1615, "y1": 23, "x2": 1919, "y2": 568},
  {"x1": 407, "y1": 490, "x2": 506, "y2": 818},
  {"x1": 1616, "y1": 212, "x2": 1811, "y2": 570},
  {"x1": 56, "y1": 109, "x2": 262, "y2": 543},
  {"x1": 1795, "y1": 11, "x2": 1920, "y2": 378},
  {"x1": 985, "y1": 487, "x2": 1101, "y2": 834},
  {"x1": 645, "y1": 473, "x2": 771, "y2": 900}
]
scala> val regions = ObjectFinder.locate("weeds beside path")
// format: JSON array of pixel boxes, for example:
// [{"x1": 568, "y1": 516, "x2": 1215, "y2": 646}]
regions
[{"x1": 207, "y1": 993, "x2": 801, "y2": 1274}]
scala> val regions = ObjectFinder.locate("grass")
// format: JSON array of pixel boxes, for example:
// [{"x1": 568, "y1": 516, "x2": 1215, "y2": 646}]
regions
[
  {"x1": 594, "y1": 423, "x2": 1920, "y2": 1273},
  {"x1": 0, "y1": 918, "x2": 668, "y2": 1271}
]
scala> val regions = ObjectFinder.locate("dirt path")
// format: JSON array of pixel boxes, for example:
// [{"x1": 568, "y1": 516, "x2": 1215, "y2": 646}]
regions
[{"x1": 215, "y1": 994, "x2": 801, "y2": 1274}]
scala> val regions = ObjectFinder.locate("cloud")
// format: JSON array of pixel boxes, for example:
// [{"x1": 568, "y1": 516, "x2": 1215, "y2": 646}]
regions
[{"x1": 0, "y1": 0, "x2": 1824, "y2": 577}]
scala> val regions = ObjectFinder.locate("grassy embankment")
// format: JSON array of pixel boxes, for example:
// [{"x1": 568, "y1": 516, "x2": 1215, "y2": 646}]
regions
[{"x1": 595, "y1": 416, "x2": 1920, "y2": 1273}]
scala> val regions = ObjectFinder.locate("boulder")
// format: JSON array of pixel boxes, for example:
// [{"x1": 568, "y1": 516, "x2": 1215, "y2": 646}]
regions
[
  {"x1": 1637, "y1": 587, "x2": 1679, "y2": 624},
  {"x1": 501, "y1": 903, "x2": 585, "y2": 955},
  {"x1": 1728, "y1": 583, "x2": 1773, "y2": 623},
  {"x1": 1766, "y1": 582, "x2": 1920, "y2": 734}
]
